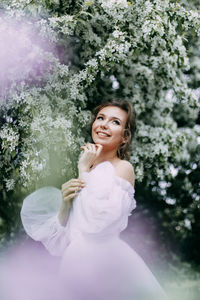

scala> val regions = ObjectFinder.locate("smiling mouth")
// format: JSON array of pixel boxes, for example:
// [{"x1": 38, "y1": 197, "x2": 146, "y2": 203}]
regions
[{"x1": 96, "y1": 132, "x2": 111, "y2": 137}]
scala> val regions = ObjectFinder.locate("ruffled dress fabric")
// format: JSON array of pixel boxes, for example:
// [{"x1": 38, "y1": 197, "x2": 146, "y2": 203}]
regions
[{"x1": 20, "y1": 161, "x2": 168, "y2": 300}]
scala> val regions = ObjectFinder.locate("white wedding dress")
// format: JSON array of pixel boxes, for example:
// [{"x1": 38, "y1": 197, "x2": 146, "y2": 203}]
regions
[{"x1": 20, "y1": 161, "x2": 168, "y2": 300}]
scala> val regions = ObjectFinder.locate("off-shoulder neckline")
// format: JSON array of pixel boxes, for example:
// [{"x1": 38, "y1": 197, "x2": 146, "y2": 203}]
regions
[{"x1": 89, "y1": 160, "x2": 135, "y2": 191}]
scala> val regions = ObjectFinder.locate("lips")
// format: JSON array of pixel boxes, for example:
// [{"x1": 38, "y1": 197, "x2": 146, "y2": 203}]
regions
[{"x1": 96, "y1": 131, "x2": 111, "y2": 137}]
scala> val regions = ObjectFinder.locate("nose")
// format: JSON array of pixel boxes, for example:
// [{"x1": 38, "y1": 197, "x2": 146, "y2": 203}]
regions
[{"x1": 100, "y1": 119, "x2": 108, "y2": 128}]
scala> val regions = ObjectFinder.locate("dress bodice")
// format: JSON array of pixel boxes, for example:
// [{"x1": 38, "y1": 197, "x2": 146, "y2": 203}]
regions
[
  {"x1": 21, "y1": 160, "x2": 136, "y2": 256},
  {"x1": 68, "y1": 161, "x2": 136, "y2": 240}
]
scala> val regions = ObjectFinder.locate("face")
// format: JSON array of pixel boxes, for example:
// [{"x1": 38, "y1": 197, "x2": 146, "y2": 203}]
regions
[{"x1": 92, "y1": 106, "x2": 128, "y2": 151}]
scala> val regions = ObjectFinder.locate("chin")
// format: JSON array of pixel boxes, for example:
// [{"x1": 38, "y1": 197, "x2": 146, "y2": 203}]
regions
[
  {"x1": 93, "y1": 139, "x2": 105, "y2": 145},
  {"x1": 92, "y1": 133, "x2": 109, "y2": 144}
]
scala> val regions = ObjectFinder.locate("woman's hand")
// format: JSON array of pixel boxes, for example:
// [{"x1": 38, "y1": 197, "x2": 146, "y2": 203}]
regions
[
  {"x1": 58, "y1": 178, "x2": 85, "y2": 226},
  {"x1": 61, "y1": 178, "x2": 85, "y2": 205},
  {"x1": 78, "y1": 143, "x2": 103, "y2": 173}
]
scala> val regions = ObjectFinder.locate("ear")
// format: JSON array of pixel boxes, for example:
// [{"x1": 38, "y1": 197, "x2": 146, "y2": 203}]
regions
[
  {"x1": 120, "y1": 136, "x2": 126, "y2": 145},
  {"x1": 120, "y1": 133, "x2": 124, "y2": 142},
  {"x1": 121, "y1": 129, "x2": 128, "y2": 143},
  {"x1": 122, "y1": 137, "x2": 126, "y2": 143}
]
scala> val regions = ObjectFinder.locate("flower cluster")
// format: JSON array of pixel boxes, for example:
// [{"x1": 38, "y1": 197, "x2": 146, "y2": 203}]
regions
[
  {"x1": 0, "y1": 126, "x2": 19, "y2": 153},
  {"x1": 49, "y1": 15, "x2": 77, "y2": 36}
]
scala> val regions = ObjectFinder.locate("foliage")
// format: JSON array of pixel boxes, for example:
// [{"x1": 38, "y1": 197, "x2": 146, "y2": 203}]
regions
[{"x1": 0, "y1": 0, "x2": 199, "y2": 269}]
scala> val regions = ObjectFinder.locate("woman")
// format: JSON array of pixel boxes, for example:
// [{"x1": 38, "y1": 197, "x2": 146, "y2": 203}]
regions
[
  {"x1": 59, "y1": 100, "x2": 136, "y2": 226},
  {"x1": 21, "y1": 100, "x2": 168, "y2": 300}
]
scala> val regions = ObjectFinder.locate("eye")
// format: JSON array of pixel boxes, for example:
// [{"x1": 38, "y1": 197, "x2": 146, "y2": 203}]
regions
[
  {"x1": 97, "y1": 116, "x2": 103, "y2": 120},
  {"x1": 113, "y1": 120, "x2": 120, "y2": 125}
]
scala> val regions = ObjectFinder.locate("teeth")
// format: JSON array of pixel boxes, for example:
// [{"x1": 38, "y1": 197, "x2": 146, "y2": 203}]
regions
[{"x1": 97, "y1": 132, "x2": 109, "y2": 137}]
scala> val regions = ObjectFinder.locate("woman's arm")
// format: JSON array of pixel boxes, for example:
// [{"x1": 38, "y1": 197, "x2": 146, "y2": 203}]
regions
[
  {"x1": 20, "y1": 187, "x2": 73, "y2": 256},
  {"x1": 58, "y1": 178, "x2": 85, "y2": 226},
  {"x1": 58, "y1": 201, "x2": 72, "y2": 226},
  {"x1": 58, "y1": 143, "x2": 102, "y2": 225}
]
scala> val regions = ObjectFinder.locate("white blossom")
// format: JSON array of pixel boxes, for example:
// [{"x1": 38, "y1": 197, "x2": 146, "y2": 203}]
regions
[
  {"x1": 0, "y1": 126, "x2": 19, "y2": 152},
  {"x1": 4, "y1": 178, "x2": 15, "y2": 191},
  {"x1": 85, "y1": 58, "x2": 98, "y2": 68}
]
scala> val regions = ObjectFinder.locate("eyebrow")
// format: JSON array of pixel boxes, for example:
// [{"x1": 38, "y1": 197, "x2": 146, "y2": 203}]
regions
[{"x1": 97, "y1": 113, "x2": 122, "y2": 122}]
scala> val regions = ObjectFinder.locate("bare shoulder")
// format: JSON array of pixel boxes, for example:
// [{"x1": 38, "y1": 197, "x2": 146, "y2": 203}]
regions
[{"x1": 114, "y1": 160, "x2": 135, "y2": 187}]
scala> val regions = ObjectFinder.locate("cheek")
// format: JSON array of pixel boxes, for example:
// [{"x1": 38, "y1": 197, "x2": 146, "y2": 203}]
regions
[
  {"x1": 91, "y1": 122, "x2": 98, "y2": 138},
  {"x1": 92, "y1": 119, "x2": 102, "y2": 131},
  {"x1": 112, "y1": 126, "x2": 124, "y2": 138},
  {"x1": 92, "y1": 122, "x2": 97, "y2": 133}
]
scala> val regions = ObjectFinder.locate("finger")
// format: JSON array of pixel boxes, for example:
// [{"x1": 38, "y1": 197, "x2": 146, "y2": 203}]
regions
[
  {"x1": 62, "y1": 181, "x2": 85, "y2": 193},
  {"x1": 62, "y1": 187, "x2": 72, "y2": 197},
  {"x1": 62, "y1": 179, "x2": 84, "y2": 189},
  {"x1": 89, "y1": 143, "x2": 97, "y2": 154},
  {"x1": 71, "y1": 178, "x2": 84, "y2": 181},
  {"x1": 85, "y1": 143, "x2": 93, "y2": 152},
  {"x1": 62, "y1": 184, "x2": 84, "y2": 195},
  {"x1": 68, "y1": 181, "x2": 85, "y2": 188},
  {"x1": 80, "y1": 146, "x2": 88, "y2": 152},
  {"x1": 80, "y1": 146, "x2": 87, "y2": 150},
  {"x1": 62, "y1": 183, "x2": 85, "y2": 194},
  {"x1": 69, "y1": 190, "x2": 79, "y2": 199},
  {"x1": 62, "y1": 179, "x2": 79, "y2": 187},
  {"x1": 62, "y1": 186, "x2": 81, "y2": 198},
  {"x1": 63, "y1": 192, "x2": 77, "y2": 203},
  {"x1": 86, "y1": 143, "x2": 93, "y2": 153},
  {"x1": 96, "y1": 144, "x2": 103, "y2": 156},
  {"x1": 91, "y1": 143, "x2": 97, "y2": 153}
]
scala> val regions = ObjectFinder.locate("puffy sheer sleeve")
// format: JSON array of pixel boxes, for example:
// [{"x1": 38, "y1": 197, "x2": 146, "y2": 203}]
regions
[
  {"x1": 20, "y1": 187, "x2": 71, "y2": 256},
  {"x1": 72, "y1": 161, "x2": 136, "y2": 238}
]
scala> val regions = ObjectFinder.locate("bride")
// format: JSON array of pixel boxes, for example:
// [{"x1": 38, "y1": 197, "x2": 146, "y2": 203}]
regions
[{"x1": 21, "y1": 100, "x2": 168, "y2": 300}]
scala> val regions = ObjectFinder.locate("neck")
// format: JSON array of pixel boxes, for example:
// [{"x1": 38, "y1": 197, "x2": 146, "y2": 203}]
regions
[{"x1": 93, "y1": 147, "x2": 119, "y2": 166}]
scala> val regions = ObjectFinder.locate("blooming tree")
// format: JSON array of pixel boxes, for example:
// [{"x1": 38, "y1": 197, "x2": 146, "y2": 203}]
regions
[{"x1": 0, "y1": 0, "x2": 199, "y2": 254}]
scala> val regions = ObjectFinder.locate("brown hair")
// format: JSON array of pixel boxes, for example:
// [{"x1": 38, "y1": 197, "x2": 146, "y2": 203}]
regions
[{"x1": 91, "y1": 100, "x2": 136, "y2": 159}]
